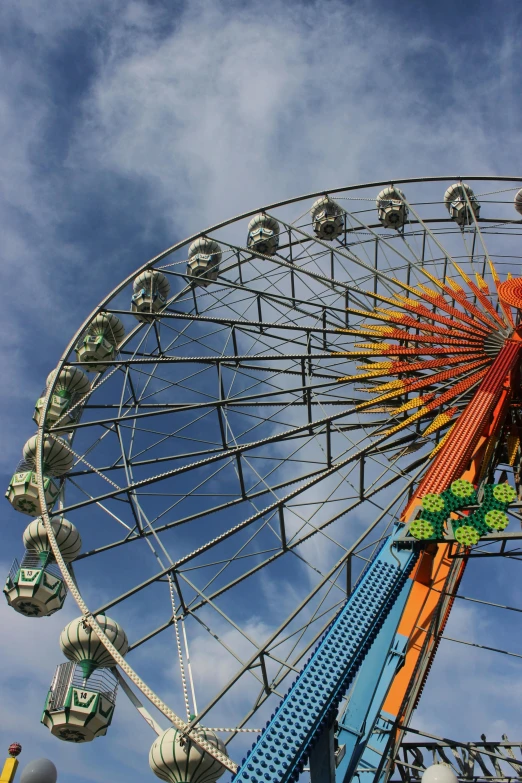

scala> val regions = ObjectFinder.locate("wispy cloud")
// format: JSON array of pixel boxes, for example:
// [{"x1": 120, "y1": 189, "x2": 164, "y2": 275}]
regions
[{"x1": 2, "y1": 1, "x2": 522, "y2": 780}]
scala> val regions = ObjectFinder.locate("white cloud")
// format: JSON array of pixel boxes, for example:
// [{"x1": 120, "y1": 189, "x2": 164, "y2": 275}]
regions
[
  {"x1": 71, "y1": 0, "x2": 522, "y2": 243},
  {"x1": 414, "y1": 601, "x2": 522, "y2": 741},
  {"x1": 3, "y1": 0, "x2": 522, "y2": 780},
  {"x1": 69, "y1": 1, "x2": 447, "y2": 229}
]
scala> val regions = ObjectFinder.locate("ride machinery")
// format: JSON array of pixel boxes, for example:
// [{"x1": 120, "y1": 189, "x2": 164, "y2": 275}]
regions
[{"x1": 6, "y1": 177, "x2": 522, "y2": 782}]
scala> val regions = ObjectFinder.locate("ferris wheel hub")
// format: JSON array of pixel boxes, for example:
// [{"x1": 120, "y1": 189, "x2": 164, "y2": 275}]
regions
[{"x1": 498, "y1": 277, "x2": 522, "y2": 311}]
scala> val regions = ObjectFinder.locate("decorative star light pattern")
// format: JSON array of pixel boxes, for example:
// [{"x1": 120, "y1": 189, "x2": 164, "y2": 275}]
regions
[{"x1": 333, "y1": 260, "x2": 520, "y2": 457}]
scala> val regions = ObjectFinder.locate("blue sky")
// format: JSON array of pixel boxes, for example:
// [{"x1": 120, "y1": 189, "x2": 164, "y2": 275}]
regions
[{"x1": 2, "y1": 1, "x2": 522, "y2": 781}]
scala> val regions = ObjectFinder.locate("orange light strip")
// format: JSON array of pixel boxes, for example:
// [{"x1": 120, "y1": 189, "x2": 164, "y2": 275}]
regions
[
  {"x1": 338, "y1": 326, "x2": 483, "y2": 346},
  {"x1": 421, "y1": 268, "x2": 501, "y2": 330},
  {"x1": 352, "y1": 289, "x2": 491, "y2": 336},
  {"x1": 338, "y1": 354, "x2": 484, "y2": 383},
  {"x1": 354, "y1": 361, "x2": 489, "y2": 413},
  {"x1": 391, "y1": 280, "x2": 495, "y2": 334},
  {"x1": 345, "y1": 306, "x2": 482, "y2": 338},
  {"x1": 332, "y1": 346, "x2": 484, "y2": 358},
  {"x1": 452, "y1": 261, "x2": 508, "y2": 330},
  {"x1": 489, "y1": 260, "x2": 515, "y2": 327}
]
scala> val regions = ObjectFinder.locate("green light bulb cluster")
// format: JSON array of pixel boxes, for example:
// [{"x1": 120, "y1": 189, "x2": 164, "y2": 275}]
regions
[
  {"x1": 409, "y1": 480, "x2": 477, "y2": 541},
  {"x1": 408, "y1": 479, "x2": 515, "y2": 544}
]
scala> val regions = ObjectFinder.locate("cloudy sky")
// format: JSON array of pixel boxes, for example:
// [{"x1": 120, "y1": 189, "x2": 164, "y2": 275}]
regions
[{"x1": 2, "y1": 0, "x2": 522, "y2": 781}]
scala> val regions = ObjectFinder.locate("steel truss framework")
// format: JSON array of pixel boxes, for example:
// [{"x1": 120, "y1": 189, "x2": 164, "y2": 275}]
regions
[
  {"x1": 24, "y1": 176, "x2": 522, "y2": 781},
  {"x1": 390, "y1": 728, "x2": 522, "y2": 782}
]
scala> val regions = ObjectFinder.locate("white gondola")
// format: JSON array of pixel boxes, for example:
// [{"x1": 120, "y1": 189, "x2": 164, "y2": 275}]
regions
[
  {"x1": 187, "y1": 238, "x2": 222, "y2": 287},
  {"x1": 131, "y1": 269, "x2": 170, "y2": 322},
  {"x1": 6, "y1": 434, "x2": 70, "y2": 517},
  {"x1": 23, "y1": 434, "x2": 74, "y2": 476},
  {"x1": 59, "y1": 614, "x2": 129, "y2": 678},
  {"x1": 34, "y1": 367, "x2": 90, "y2": 427},
  {"x1": 5, "y1": 470, "x2": 60, "y2": 517},
  {"x1": 42, "y1": 662, "x2": 119, "y2": 743},
  {"x1": 42, "y1": 615, "x2": 128, "y2": 742},
  {"x1": 150, "y1": 727, "x2": 228, "y2": 783},
  {"x1": 376, "y1": 186, "x2": 408, "y2": 229},
  {"x1": 23, "y1": 516, "x2": 82, "y2": 562},
  {"x1": 4, "y1": 517, "x2": 81, "y2": 618},
  {"x1": 247, "y1": 213, "x2": 280, "y2": 256},
  {"x1": 310, "y1": 196, "x2": 345, "y2": 240},
  {"x1": 444, "y1": 182, "x2": 480, "y2": 226},
  {"x1": 75, "y1": 313, "x2": 125, "y2": 373},
  {"x1": 3, "y1": 552, "x2": 66, "y2": 618}
]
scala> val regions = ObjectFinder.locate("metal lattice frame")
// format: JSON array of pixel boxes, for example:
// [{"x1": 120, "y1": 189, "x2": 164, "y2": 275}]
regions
[
  {"x1": 31, "y1": 176, "x2": 522, "y2": 774},
  {"x1": 390, "y1": 726, "x2": 522, "y2": 781}
]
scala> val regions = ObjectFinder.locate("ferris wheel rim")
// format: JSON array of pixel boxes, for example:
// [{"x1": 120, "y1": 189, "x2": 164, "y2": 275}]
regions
[
  {"x1": 48, "y1": 174, "x2": 522, "y2": 374},
  {"x1": 26, "y1": 174, "x2": 522, "y2": 772}
]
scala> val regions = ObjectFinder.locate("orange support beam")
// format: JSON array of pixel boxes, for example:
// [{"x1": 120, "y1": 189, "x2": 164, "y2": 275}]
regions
[
  {"x1": 383, "y1": 337, "x2": 522, "y2": 724},
  {"x1": 415, "y1": 339, "x2": 521, "y2": 498}
]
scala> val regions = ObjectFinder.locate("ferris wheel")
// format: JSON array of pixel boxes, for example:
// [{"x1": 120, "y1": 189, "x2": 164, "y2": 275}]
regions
[{"x1": 5, "y1": 176, "x2": 522, "y2": 783}]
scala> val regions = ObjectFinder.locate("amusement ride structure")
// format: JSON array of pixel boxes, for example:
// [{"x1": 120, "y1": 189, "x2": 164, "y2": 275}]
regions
[{"x1": 5, "y1": 176, "x2": 522, "y2": 782}]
